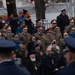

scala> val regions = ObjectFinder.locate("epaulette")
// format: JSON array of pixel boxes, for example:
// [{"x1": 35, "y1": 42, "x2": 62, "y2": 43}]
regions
[
  {"x1": 54, "y1": 68, "x2": 59, "y2": 71},
  {"x1": 59, "y1": 66, "x2": 65, "y2": 69},
  {"x1": 52, "y1": 68, "x2": 59, "y2": 73},
  {"x1": 53, "y1": 66, "x2": 65, "y2": 73}
]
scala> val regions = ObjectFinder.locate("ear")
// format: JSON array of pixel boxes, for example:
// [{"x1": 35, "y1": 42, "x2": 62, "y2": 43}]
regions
[
  {"x1": 68, "y1": 52, "x2": 73, "y2": 60},
  {"x1": 10, "y1": 51, "x2": 16, "y2": 59}
]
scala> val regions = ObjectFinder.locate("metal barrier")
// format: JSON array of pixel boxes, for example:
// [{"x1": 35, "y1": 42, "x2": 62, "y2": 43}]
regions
[{"x1": 34, "y1": 23, "x2": 51, "y2": 30}]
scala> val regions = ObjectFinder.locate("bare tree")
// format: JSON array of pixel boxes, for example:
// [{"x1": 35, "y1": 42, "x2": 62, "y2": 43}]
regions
[
  {"x1": 6, "y1": 0, "x2": 17, "y2": 16},
  {"x1": 34, "y1": 0, "x2": 45, "y2": 19}
]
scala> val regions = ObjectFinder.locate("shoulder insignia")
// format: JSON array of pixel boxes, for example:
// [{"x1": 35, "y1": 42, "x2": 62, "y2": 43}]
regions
[
  {"x1": 59, "y1": 66, "x2": 64, "y2": 69},
  {"x1": 54, "y1": 68, "x2": 59, "y2": 71}
]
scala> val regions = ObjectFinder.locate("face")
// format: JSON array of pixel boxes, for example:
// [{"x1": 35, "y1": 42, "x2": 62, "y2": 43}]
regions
[
  {"x1": 37, "y1": 40, "x2": 41, "y2": 45},
  {"x1": 23, "y1": 29, "x2": 28, "y2": 33},
  {"x1": 13, "y1": 37, "x2": 19, "y2": 41},
  {"x1": 24, "y1": 12, "x2": 29, "y2": 18},
  {"x1": 52, "y1": 23, "x2": 57, "y2": 27},
  {"x1": 21, "y1": 23, "x2": 25, "y2": 27},
  {"x1": 46, "y1": 31, "x2": 52, "y2": 36},
  {"x1": 70, "y1": 22, "x2": 74, "y2": 26},
  {"x1": 36, "y1": 22, "x2": 42, "y2": 27},
  {"x1": 52, "y1": 39, "x2": 56, "y2": 44},
  {"x1": 53, "y1": 27, "x2": 58, "y2": 32},
  {"x1": 0, "y1": 32, "x2": 2, "y2": 36},
  {"x1": 35, "y1": 46, "x2": 40, "y2": 52},
  {"x1": 32, "y1": 36, "x2": 36, "y2": 42},
  {"x1": 19, "y1": 44, "x2": 25, "y2": 49},
  {"x1": 30, "y1": 54, "x2": 36, "y2": 61},
  {"x1": 11, "y1": 51, "x2": 16, "y2": 59},
  {"x1": 7, "y1": 29, "x2": 12, "y2": 33},
  {"x1": 38, "y1": 29, "x2": 43, "y2": 34},
  {"x1": 62, "y1": 10, "x2": 66, "y2": 15},
  {"x1": 63, "y1": 32, "x2": 68, "y2": 38},
  {"x1": 46, "y1": 48, "x2": 53, "y2": 56}
]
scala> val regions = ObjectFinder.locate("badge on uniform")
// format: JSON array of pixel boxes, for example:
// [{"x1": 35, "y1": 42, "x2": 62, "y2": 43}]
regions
[{"x1": 35, "y1": 66, "x2": 37, "y2": 70}]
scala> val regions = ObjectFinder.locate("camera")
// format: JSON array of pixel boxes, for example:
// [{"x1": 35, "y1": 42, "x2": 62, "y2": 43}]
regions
[{"x1": 52, "y1": 41, "x2": 56, "y2": 44}]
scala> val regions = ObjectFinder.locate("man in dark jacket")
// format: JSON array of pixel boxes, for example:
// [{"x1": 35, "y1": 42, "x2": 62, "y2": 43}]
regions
[
  {"x1": 24, "y1": 15, "x2": 34, "y2": 35},
  {"x1": 41, "y1": 47, "x2": 57, "y2": 75},
  {"x1": 9, "y1": 14, "x2": 19, "y2": 34},
  {"x1": 0, "y1": 39, "x2": 30, "y2": 75},
  {"x1": 57, "y1": 9, "x2": 69, "y2": 37}
]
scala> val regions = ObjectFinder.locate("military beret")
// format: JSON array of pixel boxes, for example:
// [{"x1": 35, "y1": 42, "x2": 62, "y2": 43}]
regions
[
  {"x1": 13, "y1": 34, "x2": 19, "y2": 38},
  {"x1": 38, "y1": 27, "x2": 43, "y2": 30},
  {"x1": 6, "y1": 26, "x2": 11, "y2": 30},
  {"x1": 52, "y1": 25, "x2": 58, "y2": 30},
  {"x1": 45, "y1": 28, "x2": 52, "y2": 33},
  {"x1": 0, "y1": 39, "x2": 16, "y2": 53},
  {"x1": 63, "y1": 37, "x2": 75, "y2": 53},
  {"x1": 36, "y1": 19, "x2": 42, "y2": 23},
  {"x1": 23, "y1": 26, "x2": 28, "y2": 30},
  {"x1": 69, "y1": 18, "x2": 74, "y2": 23},
  {"x1": 51, "y1": 19, "x2": 57, "y2": 24}
]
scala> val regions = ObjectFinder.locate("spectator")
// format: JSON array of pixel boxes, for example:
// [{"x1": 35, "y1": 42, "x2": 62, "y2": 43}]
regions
[{"x1": 57, "y1": 9, "x2": 69, "y2": 37}]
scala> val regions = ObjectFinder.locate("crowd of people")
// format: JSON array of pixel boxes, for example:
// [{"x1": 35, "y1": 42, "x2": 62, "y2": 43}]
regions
[{"x1": 0, "y1": 8, "x2": 75, "y2": 75}]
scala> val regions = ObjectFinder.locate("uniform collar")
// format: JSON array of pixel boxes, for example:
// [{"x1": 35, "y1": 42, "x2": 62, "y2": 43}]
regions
[{"x1": 0, "y1": 59, "x2": 12, "y2": 64}]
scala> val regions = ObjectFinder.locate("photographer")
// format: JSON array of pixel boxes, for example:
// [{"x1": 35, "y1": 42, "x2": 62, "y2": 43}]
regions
[{"x1": 48, "y1": 39, "x2": 60, "y2": 59}]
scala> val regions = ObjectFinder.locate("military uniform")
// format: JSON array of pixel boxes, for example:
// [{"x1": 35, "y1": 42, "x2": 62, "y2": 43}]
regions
[
  {"x1": 3, "y1": 32, "x2": 14, "y2": 40},
  {"x1": 51, "y1": 20, "x2": 62, "y2": 44},
  {"x1": 68, "y1": 26, "x2": 75, "y2": 38},
  {"x1": 54, "y1": 37, "x2": 75, "y2": 75},
  {"x1": 64, "y1": 18, "x2": 75, "y2": 32},
  {"x1": 51, "y1": 26, "x2": 62, "y2": 44},
  {"x1": 45, "y1": 28, "x2": 53, "y2": 48},
  {"x1": 0, "y1": 39, "x2": 30, "y2": 75},
  {"x1": 3, "y1": 26, "x2": 14, "y2": 40},
  {"x1": 18, "y1": 27, "x2": 32, "y2": 47},
  {"x1": 34, "y1": 31, "x2": 47, "y2": 53},
  {"x1": 0, "y1": 31, "x2": 5, "y2": 39},
  {"x1": 19, "y1": 33, "x2": 31, "y2": 46}
]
